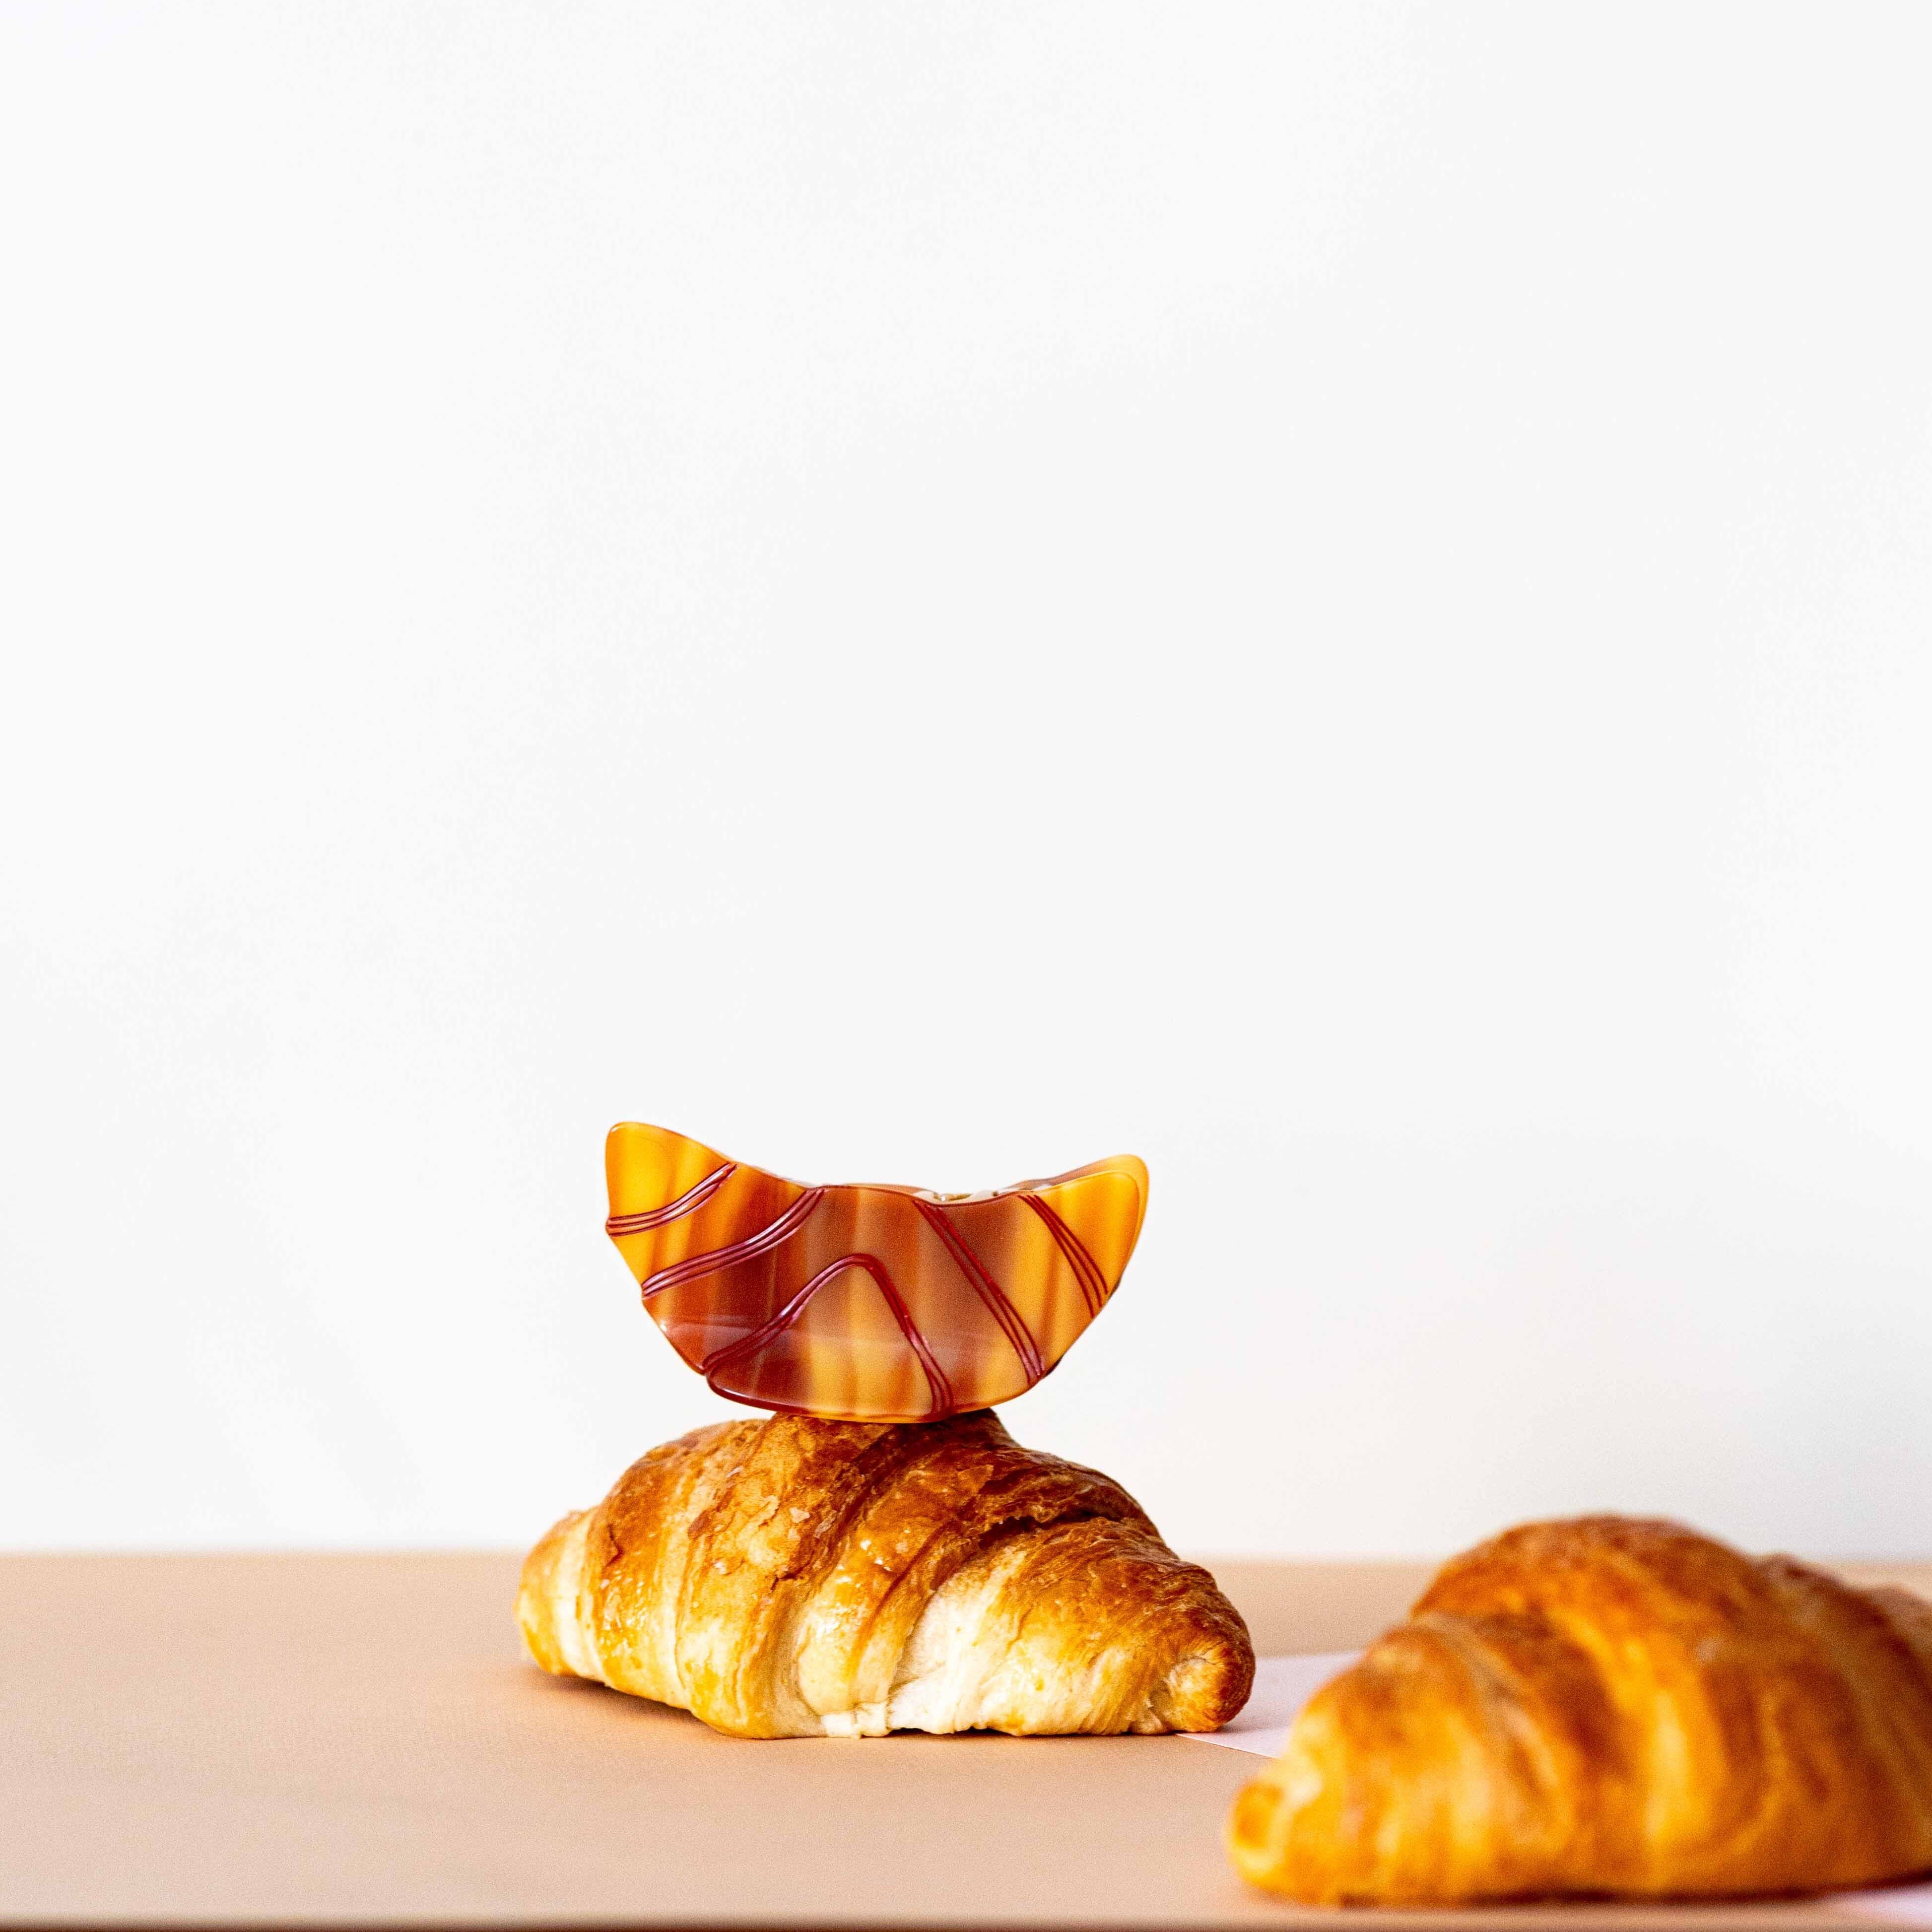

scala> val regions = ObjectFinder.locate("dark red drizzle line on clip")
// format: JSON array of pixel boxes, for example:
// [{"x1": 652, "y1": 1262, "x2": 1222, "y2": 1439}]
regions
[
  {"x1": 1018, "y1": 1191, "x2": 1110, "y2": 1317},
  {"x1": 635, "y1": 1188, "x2": 825, "y2": 1301},
  {"x1": 702, "y1": 1253, "x2": 955, "y2": 1421},
  {"x1": 911, "y1": 1198, "x2": 1046, "y2": 1383},
  {"x1": 605, "y1": 1162, "x2": 737, "y2": 1237}
]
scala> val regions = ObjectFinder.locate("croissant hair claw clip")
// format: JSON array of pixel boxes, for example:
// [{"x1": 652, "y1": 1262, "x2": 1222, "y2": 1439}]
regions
[{"x1": 604, "y1": 1123, "x2": 1149, "y2": 1424}]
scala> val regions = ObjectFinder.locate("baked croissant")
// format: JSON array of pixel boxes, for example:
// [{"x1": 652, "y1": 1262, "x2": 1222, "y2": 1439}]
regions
[
  {"x1": 518, "y1": 1408, "x2": 1253, "y2": 1739},
  {"x1": 1228, "y1": 1515, "x2": 1932, "y2": 1905}
]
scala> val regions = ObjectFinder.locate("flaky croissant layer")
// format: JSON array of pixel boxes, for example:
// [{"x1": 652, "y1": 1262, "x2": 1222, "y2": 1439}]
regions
[
  {"x1": 1229, "y1": 1516, "x2": 1932, "y2": 1905},
  {"x1": 519, "y1": 1410, "x2": 1253, "y2": 1739}
]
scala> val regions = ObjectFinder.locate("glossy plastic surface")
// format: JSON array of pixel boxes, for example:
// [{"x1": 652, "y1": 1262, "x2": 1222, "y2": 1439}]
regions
[{"x1": 604, "y1": 1123, "x2": 1149, "y2": 1423}]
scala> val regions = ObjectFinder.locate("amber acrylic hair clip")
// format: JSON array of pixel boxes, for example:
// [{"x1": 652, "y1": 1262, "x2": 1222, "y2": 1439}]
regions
[{"x1": 604, "y1": 1122, "x2": 1149, "y2": 1424}]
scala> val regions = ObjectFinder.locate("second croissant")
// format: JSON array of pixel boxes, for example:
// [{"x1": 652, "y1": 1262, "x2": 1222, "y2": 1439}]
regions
[{"x1": 1228, "y1": 1515, "x2": 1932, "y2": 1904}]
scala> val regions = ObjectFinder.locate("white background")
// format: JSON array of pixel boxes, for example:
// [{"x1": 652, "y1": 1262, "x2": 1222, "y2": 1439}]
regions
[{"x1": 4, "y1": 3, "x2": 1930, "y2": 1559}]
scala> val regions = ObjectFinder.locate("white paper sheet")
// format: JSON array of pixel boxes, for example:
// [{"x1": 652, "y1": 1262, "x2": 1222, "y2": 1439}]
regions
[
  {"x1": 1837, "y1": 1885, "x2": 1932, "y2": 1925},
  {"x1": 1179, "y1": 1650, "x2": 1360, "y2": 1759},
  {"x1": 1189, "y1": 1656, "x2": 1932, "y2": 1923}
]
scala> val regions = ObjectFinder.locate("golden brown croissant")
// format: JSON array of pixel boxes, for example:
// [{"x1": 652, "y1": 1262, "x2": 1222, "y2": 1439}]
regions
[
  {"x1": 518, "y1": 1408, "x2": 1253, "y2": 1739},
  {"x1": 1228, "y1": 1516, "x2": 1932, "y2": 1905}
]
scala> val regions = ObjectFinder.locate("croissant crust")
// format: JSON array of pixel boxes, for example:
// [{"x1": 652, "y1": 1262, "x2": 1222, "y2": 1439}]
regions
[
  {"x1": 1228, "y1": 1515, "x2": 1932, "y2": 1904},
  {"x1": 519, "y1": 1409, "x2": 1254, "y2": 1739}
]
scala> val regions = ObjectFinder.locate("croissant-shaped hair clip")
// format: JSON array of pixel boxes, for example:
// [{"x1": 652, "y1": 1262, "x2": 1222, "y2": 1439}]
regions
[{"x1": 604, "y1": 1123, "x2": 1149, "y2": 1423}]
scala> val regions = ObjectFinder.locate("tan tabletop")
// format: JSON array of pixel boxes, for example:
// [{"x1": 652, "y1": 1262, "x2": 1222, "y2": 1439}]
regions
[{"x1": 4, "y1": 1552, "x2": 1930, "y2": 1931}]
